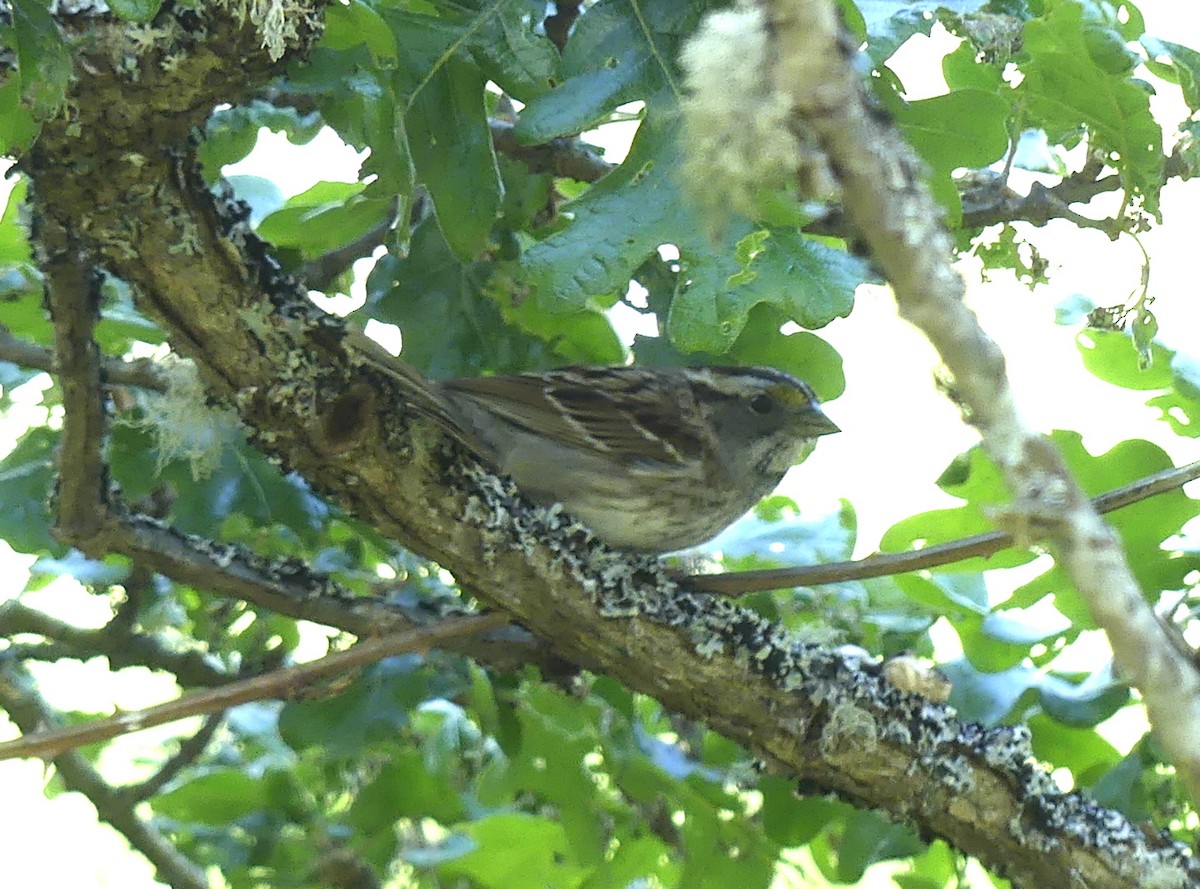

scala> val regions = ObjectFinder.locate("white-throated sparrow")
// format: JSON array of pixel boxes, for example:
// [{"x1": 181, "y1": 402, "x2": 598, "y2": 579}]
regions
[{"x1": 364, "y1": 358, "x2": 838, "y2": 553}]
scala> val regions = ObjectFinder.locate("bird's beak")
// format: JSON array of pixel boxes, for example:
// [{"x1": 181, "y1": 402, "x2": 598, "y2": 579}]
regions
[{"x1": 806, "y1": 408, "x2": 840, "y2": 437}]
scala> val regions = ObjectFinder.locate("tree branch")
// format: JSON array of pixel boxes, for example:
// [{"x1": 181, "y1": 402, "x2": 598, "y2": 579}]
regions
[
  {"x1": 0, "y1": 662, "x2": 210, "y2": 889},
  {"x1": 90, "y1": 507, "x2": 567, "y2": 675},
  {"x1": 767, "y1": 0, "x2": 1200, "y2": 817},
  {"x1": 16, "y1": 2, "x2": 1197, "y2": 886},
  {"x1": 0, "y1": 599, "x2": 231, "y2": 686},
  {"x1": 0, "y1": 324, "x2": 169, "y2": 391},
  {"x1": 42, "y1": 223, "x2": 106, "y2": 542},
  {"x1": 120, "y1": 713, "x2": 224, "y2": 803},
  {"x1": 488, "y1": 118, "x2": 614, "y2": 182},
  {"x1": 14, "y1": 311, "x2": 1197, "y2": 600},
  {"x1": 0, "y1": 613, "x2": 508, "y2": 762},
  {"x1": 690, "y1": 458, "x2": 1200, "y2": 595},
  {"x1": 297, "y1": 196, "x2": 400, "y2": 293}
]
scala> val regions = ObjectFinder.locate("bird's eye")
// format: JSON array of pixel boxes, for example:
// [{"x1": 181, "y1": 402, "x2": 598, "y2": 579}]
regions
[{"x1": 749, "y1": 393, "x2": 774, "y2": 415}]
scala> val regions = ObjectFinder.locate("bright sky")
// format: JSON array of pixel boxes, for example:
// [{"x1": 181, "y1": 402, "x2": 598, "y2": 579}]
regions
[{"x1": 3, "y1": 4, "x2": 1200, "y2": 886}]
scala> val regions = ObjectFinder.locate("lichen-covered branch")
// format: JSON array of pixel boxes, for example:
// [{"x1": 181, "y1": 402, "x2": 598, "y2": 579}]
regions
[
  {"x1": 763, "y1": 0, "x2": 1200, "y2": 816},
  {"x1": 14, "y1": 2, "x2": 1197, "y2": 886},
  {"x1": 125, "y1": 507, "x2": 560, "y2": 671},
  {"x1": 11, "y1": 305, "x2": 1200, "y2": 603},
  {"x1": 11, "y1": 292, "x2": 1200, "y2": 601}
]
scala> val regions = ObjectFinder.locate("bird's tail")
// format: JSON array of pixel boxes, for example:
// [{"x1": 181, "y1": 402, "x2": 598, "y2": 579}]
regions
[{"x1": 343, "y1": 331, "x2": 475, "y2": 445}]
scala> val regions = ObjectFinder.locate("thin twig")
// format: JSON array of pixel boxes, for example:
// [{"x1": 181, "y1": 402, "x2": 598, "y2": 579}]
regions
[
  {"x1": 0, "y1": 662, "x2": 211, "y2": 889},
  {"x1": 0, "y1": 324, "x2": 169, "y2": 391},
  {"x1": 689, "y1": 458, "x2": 1200, "y2": 595},
  {"x1": 0, "y1": 612, "x2": 509, "y2": 762},
  {"x1": 121, "y1": 713, "x2": 225, "y2": 802},
  {"x1": 488, "y1": 118, "x2": 613, "y2": 182},
  {"x1": 0, "y1": 600, "x2": 232, "y2": 686}
]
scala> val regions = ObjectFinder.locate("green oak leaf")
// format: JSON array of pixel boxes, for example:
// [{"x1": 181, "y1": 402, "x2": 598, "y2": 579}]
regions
[{"x1": 521, "y1": 113, "x2": 864, "y2": 354}]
